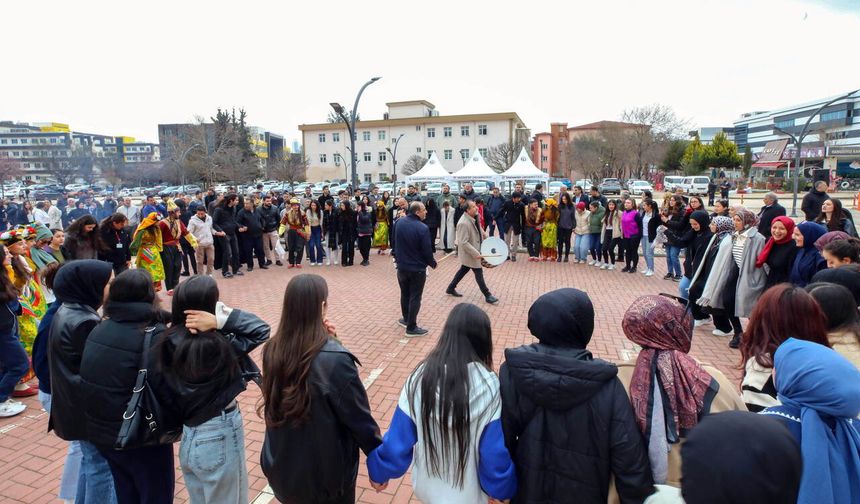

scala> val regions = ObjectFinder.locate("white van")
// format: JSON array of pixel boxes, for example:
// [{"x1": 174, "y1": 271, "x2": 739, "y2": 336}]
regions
[
  {"x1": 663, "y1": 176, "x2": 685, "y2": 192},
  {"x1": 681, "y1": 176, "x2": 711, "y2": 196}
]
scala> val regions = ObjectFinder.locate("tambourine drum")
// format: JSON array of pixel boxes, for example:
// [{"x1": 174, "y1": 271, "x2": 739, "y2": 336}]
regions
[{"x1": 480, "y1": 237, "x2": 508, "y2": 268}]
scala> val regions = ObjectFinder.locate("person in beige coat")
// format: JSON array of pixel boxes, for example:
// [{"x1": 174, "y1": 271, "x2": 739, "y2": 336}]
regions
[{"x1": 445, "y1": 200, "x2": 498, "y2": 305}]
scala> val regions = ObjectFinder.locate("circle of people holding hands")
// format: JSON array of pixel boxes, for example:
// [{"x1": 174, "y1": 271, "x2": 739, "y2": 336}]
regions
[{"x1": 0, "y1": 177, "x2": 858, "y2": 504}]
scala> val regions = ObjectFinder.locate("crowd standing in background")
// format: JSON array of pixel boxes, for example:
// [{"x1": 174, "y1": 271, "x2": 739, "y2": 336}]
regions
[{"x1": 0, "y1": 179, "x2": 859, "y2": 504}]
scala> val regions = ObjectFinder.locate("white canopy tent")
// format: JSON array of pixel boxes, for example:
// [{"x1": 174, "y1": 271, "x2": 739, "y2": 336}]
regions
[
  {"x1": 500, "y1": 148, "x2": 550, "y2": 182},
  {"x1": 451, "y1": 150, "x2": 500, "y2": 182},
  {"x1": 405, "y1": 152, "x2": 453, "y2": 183}
]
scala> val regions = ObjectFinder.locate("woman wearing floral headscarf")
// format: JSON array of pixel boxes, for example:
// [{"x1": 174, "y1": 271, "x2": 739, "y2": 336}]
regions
[
  {"x1": 130, "y1": 212, "x2": 165, "y2": 291},
  {"x1": 790, "y1": 221, "x2": 828, "y2": 287},
  {"x1": 697, "y1": 207, "x2": 766, "y2": 348},
  {"x1": 615, "y1": 295, "x2": 744, "y2": 491},
  {"x1": 755, "y1": 215, "x2": 797, "y2": 290}
]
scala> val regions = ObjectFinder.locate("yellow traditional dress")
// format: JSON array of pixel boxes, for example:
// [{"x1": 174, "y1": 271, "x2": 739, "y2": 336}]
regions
[
  {"x1": 130, "y1": 213, "x2": 165, "y2": 291},
  {"x1": 541, "y1": 198, "x2": 560, "y2": 261},
  {"x1": 372, "y1": 203, "x2": 389, "y2": 250}
]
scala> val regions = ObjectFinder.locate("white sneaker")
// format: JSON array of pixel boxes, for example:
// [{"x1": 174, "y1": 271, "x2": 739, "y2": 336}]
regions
[
  {"x1": 645, "y1": 269, "x2": 654, "y2": 277},
  {"x1": 594, "y1": 261, "x2": 603, "y2": 268},
  {"x1": 608, "y1": 264, "x2": 616, "y2": 270},
  {"x1": 712, "y1": 328, "x2": 732, "y2": 337},
  {"x1": 587, "y1": 259, "x2": 595, "y2": 266},
  {"x1": 326, "y1": 260, "x2": 331, "y2": 266},
  {"x1": 694, "y1": 319, "x2": 711, "y2": 328},
  {"x1": 334, "y1": 260, "x2": 339, "y2": 265},
  {"x1": 600, "y1": 263, "x2": 608, "y2": 270},
  {"x1": 0, "y1": 399, "x2": 26, "y2": 418}
]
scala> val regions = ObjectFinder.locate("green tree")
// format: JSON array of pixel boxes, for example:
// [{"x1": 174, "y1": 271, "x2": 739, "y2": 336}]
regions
[
  {"x1": 681, "y1": 136, "x2": 705, "y2": 175},
  {"x1": 742, "y1": 144, "x2": 752, "y2": 178},
  {"x1": 702, "y1": 132, "x2": 741, "y2": 170},
  {"x1": 659, "y1": 139, "x2": 689, "y2": 172}
]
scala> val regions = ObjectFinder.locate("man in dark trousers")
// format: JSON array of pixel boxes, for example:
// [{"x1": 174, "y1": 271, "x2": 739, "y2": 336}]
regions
[
  {"x1": 757, "y1": 192, "x2": 786, "y2": 239},
  {"x1": 499, "y1": 191, "x2": 525, "y2": 262},
  {"x1": 394, "y1": 202, "x2": 437, "y2": 336},
  {"x1": 707, "y1": 180, "x2": 717, "y2": 206},
  {"x1": 446, "y1": 200, "x2": 498, "y2": 304},
  {"x1": 719, "y1": 179, "x2": 731, "y2": 200}
]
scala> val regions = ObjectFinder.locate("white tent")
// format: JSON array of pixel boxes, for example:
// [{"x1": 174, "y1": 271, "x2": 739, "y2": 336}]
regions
[
  {"x1": 500, "y1": 148, "x2": 550, "y2": 181},
  {"x1": 451, "y1": 149, "x2": 499, "y2": 182},
  {"x1": 405, "y1": 152, "x2": 452, "y2": 183}
]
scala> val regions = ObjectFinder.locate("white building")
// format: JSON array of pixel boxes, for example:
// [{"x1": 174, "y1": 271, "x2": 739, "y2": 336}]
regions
[
  {"x1": 299, "y1": 100, "x2": 528, "y2": 182},
  {"x1": 733, "y1": 90, "x2": 860, "y2": 175}
]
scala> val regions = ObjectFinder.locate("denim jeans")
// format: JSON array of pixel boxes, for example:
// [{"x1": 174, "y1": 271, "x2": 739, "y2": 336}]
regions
[
  {"x1": 666, "y1": 245, "x2": 682, "y2": 276},
  {"x1": 490, "y1": 217, "x2": 506, "y2": 240},
  {"x1": 180, "y1": 408, "x2": 248, "y2": 504},
  {"x1": 588, "y1": 232, "x2": 602, "y2": 260},
  {"x1": 77, "y1": 441, "x2": 117, "y2": 504},
  {"x1": 679, "y1": 275, "x2": 692, "y2": 299},
  {"x1": 0, "y1": 326, "x2": 28, "y2": 402},
  {"x1": 574, "y1": 233, "x2": 590, "y2": 261},
  {"x1": 640, "y1": 236, "x2": 655, "y2": 271},
  {"x1": 307, "y1": 226, "x2": 324, "y2": 264},
  {"x1": 39, "y1": 391, "x2": 82, "y2": 501}
]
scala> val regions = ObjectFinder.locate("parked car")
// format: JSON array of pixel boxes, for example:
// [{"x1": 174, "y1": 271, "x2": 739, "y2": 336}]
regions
[
  {"x1": 65, "y1": 183, "x2": 90, "y2": 192},
  {"x1": 598, "y1": 178, "x2": 623, "y2": 195},
  {"x1": 628, "y1": 180, "x2": 654, "y2": 196},
  {"x1": 574, "y1": 179, "x2": 593, "y2": 190},
  {"x1": 663, "y1": 176, "x2": 685, "y2": 192},
  {"x1": 679, "y1": 176, "x2": 711, "y2": 196},
  {"x1": 548, "y1": 181, "x2": 568, "y2": 195}
]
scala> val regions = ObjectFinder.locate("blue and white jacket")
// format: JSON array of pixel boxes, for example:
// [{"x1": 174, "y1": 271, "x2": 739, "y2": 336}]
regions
[{"x1": 367, "y1": 363, "x2": 517, "y2": 503}]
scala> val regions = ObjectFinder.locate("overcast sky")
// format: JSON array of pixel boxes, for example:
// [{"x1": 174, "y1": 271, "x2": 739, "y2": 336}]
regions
[{"x1": 3, "y1": 0, "x2": 858, "y2": 145}]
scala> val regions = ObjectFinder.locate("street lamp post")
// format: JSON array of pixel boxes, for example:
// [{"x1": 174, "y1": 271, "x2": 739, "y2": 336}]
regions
[
  {"x1": 173, "y1": 143, "x2": 202, "y2": 189},
  {"x1": 773, "y1": 88, "x2": 859, "y2": 217},
  {"x1": 386, "y1": 133, "x2": 404, "y2": 195},
  {"x1": 330, "y1": 76, "x2": 381, "y2": 190}
]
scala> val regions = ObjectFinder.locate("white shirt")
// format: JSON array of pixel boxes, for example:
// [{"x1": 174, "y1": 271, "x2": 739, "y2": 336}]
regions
[
  {"x1": 33, "y1": 208, "x2": 51, "y2": 226},
  {"x1": 47, "y1": 206, "x2": 62, "y2": 229}
]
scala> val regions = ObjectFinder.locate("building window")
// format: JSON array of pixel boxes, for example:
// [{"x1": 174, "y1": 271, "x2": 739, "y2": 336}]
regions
[
  {"x1": 541, "y1": 143, "x2": 548, "y2": 150},
  {"x1": 362, "y1": 131, "x2": 371, "y2": 141},
  {"x1": 0, "y1": 140, "x2": 5, "y2": 144},
  {"x1": 319, "y1": 154, "x2": 327, "y2": 163},
  {"x1": 318, "y1": 133, "x2": 326, "y2": 143},
  {"x1": 427, "y1": 127, "x2": 435, "y2": 138},
  {"x1": 334, "y1": 154, "x2": 341, "y2": 164},
  {"x1": 364, "y1": 174, "x2": 372, "y2": 183},
  {"x1": 443, "y1": 127, "x2": 452, "y2": 137},
  {"x1": 378, "y1": 151, "x2": 387, "y2": 162},
  {"x1": 478, "y1": 124, "x2": 487, "y2": 135},
  {"x1": 774, "y1": 119, "x2": 795, "y2": 129},
  {"x1": 364, "y1": 152, "x2": 372, "y2": 162},
  {"x1": 478, "y1": 148, "x2": 488, "y2": 158},
  {"x1": 415, "y1": 125, "x2": 421, "y2": 131},
  {"x1": 460, "y1": 149, "x2": 469, "y2": 160},
  {"x1": 332, "y1": 132, "x2": 340, "y2": 142},
  {"x1": 821, "y1": 110, "x2": 848, "y2": 122},
  {"x1": 378, "y1": 130, "x2": 386, "y2": 140},
  {"x1": 461, "y1": 126, "x2": 470, "y2": 137},
  {"x1": 11, "y1": 139, "x2": 18, "y2": 144},
  {"x1": 50, "y1": 138, "x2": 57, "y2": 144},
  {"x1": 416, "y1": 147, "x2": 422, "y2": 153},
  {"x1": 541, "y1": 156, "x2": 548, "y2": 162},
  {"x1": 444, "y1": 150, "x2": 453, "y2": 160},
  {"x1": 427, "y1": 149, "x2": 435, "y2": 157}
]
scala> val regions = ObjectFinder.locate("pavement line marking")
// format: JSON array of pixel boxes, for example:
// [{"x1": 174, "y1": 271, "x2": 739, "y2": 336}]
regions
[
  {"x1": 251, "y1": 484, "x2": 274, "y2": 504},
  {"x1": 362, "y1": 368, "x2": 385, "y2": 389},
  {"x1": 0, "y1": 424, "x2": 18, "y2": 434}
]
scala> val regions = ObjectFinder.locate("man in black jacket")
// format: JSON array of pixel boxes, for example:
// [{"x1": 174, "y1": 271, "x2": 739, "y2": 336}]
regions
[
  {"x1": 393, "y1": 202, "x2": 437, "y2": 336},
  {"x1": 498, "y1": 192, "x2": 525, "y2": 261},
  {"x1": 500, "y1": 288, "x2": 653, "y2": 504},
  {"x1": 236, "y1": 199, "x2": 268, "y2": 271},
  {"x1": 259, "y1": 196, "x2": 282, "y2": 266},
  {"x1": 801, "y1": 180, "x2": 829, "y2": 221},
  {"x1": 212, "y1": 194, "x2": 243, "y2": 278},
  {"x1": 757, "y1": 192, "x2": 786, "y2": 239}
]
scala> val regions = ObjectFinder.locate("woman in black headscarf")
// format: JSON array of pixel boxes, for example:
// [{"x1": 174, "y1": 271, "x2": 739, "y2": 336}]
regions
[
  {"x1": 47, "y1": 260, "x2": 116, "y2": 502},
  {"x1": 499, "y1": 288, "x2": 653, "y2": 504},
  {"x1": 810, "y1": 265, "x2": 860, "y2": 306},
  {"x1": 679, "y1": 411, "x2": 801, "y2": 504}
]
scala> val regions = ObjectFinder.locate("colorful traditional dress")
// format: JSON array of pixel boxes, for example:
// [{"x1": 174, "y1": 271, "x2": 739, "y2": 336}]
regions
[
  {"x1": 131, "y1": 213, "x2": 165, "y2": 291},
  {"x1": 541, "y1": 199, "x2": 560, "y2": 261},
  {"x1": 372, "y1": 203, "x2": 389, "y2": 250}
]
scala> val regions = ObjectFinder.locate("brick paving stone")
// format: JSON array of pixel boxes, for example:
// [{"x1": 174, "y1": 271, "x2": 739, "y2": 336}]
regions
[{"x1": 0, "y1": 243, "x2": 746, "y2": 503}]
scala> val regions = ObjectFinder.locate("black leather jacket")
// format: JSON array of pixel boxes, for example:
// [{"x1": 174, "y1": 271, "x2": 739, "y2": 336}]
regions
[
  {"x1": 261, "y1": 339, "x2": 381, "y2": 503},
  {"x1": 259, "y1": 204, "x2": 280, "y2": 233},
  {"x1": 160, "y1": 306, "x2": 270, "y2": 427},
  {"x1": 47, "y1": 303, "x2": 104, "y2": 441}
]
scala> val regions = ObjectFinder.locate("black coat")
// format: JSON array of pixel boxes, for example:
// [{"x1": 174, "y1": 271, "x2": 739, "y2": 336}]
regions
[
  {"x1": 757, "y1": 203, "x2": 786, "y2": 239},
  {"x1": 212, "y1": 205, "x2": 239, "y2": 236},
  {"x1": 764, "y1": 241, "x2": 798, "y2": 289},
  {"x1": 261, "y1": 339, "x2": 381, "y2": 504},
  {"x1": 98, "y1": 226, "x2": 132, "y2": 268},
  {"x1": 499, "y1": 199, "x2": 526, "y2": 234},
  {"x1": 78, "y1": 302, "x2": 177, "y2": 448},
  {"x1": 236, "y1": 208, "x2": 264, "y2": 237},
  {"x1": 322, "y1": 209, "x2": 339, "y2": 243},
  {"x1": 500, "y1": 344, "x2": 653, "y2": 504},
  {"x1": 663, "y1": 209, "x2": 689, "y2": 247},
  {"x1": 801, "y1": 188, "x2": 828, "y2": 221},
  {"x1": 258, "y1": 204, "x2": 280, "y2": 233}
]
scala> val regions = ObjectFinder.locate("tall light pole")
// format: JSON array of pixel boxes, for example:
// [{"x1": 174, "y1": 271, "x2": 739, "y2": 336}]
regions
[
  {"x1": 386, "y1": 133, "x2": 404, "y2": 194},
  {"x1": 330, "y1": 76, "x2": 381, "y2": 190},
  {"x1": 773, "y1": 88, "x2": 858, "y2": 217}
]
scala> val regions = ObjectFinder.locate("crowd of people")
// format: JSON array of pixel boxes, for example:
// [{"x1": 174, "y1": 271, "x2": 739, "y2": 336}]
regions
[{"x1": 0, "y1": 179, "x2": 859, "y2": 504}]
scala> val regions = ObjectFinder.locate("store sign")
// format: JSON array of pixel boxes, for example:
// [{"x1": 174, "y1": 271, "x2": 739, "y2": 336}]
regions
[
  {"x1": 782, "y1": 146, "x2": 826, "y2": 159},
  {"x1": 758, "y1": 139, "x2": 788, "y2": 162},
  {"x1": 828, "y1": 145, "x2": 860, "y2": 157}
]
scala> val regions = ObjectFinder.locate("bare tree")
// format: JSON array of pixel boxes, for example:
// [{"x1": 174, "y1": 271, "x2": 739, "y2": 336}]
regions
[
  {"x1": 327, "y1": 111, "x2": 360, "y2": 123},
  {"x1": 270, "y1": 153, "x2": 309, "y2": 188},
  {"x1": 0, "y1": 154, "x2": 23, "y2": 199},
  {"x1": 567, "y1": 125, "x2": 637, "y2": 181},
  {"x1": 486, "y1": 139, "x2": 529, "y2": 173},
  {"x1": 621, "y1": 104, "x2": 689, "y2": 179},
  {"x1": 401, "y1": 155, "x2": 426, "y2": 176}
]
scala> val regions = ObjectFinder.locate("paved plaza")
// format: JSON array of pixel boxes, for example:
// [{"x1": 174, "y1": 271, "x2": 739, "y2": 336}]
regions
[{"x1": 0, "y1": 240, "x2": 749, "y2": 504}]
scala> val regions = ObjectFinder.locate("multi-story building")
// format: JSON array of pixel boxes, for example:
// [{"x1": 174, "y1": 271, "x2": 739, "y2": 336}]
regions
[
  {"x1": 120, "y1": 140, "x2": 161, "y2": 164},
  {"x1": 298, "y1": 100, "x2": 528, "y2": 182},
  {"x1": 688, "y1": 127, "x2": 735, "y2": 144},
  {"x1": 159, "y1": 123, "x2": 285, "y2": 168},
  {"x1": 733, "y1": 90, "x2": 860, "y2": 176},
  {"x1": 532, "y1": 120, "x2": 643, "y2": 178}
]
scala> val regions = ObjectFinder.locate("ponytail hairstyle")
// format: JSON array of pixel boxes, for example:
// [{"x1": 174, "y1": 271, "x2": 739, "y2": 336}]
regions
[
  {"x1": 823, "y1": 237, "x2": 860, "y2": 265},
  {"x1": 407, "y1": 303, "x2": 495, "y2": 488},
  {"x1": 258, "y1": 274, "x2": 330, "y2": 427}
]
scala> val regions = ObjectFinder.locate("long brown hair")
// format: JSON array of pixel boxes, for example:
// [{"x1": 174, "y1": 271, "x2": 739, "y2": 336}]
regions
[
  {"x1": 0, "y1": 247, "x2": 19, "y2": 302},
  {"x1": 257, "y1": 274, "x2": 330, "y2": 428},
  {"x1": 741, "y1": 283, "x2": 830, "y2": 368}
]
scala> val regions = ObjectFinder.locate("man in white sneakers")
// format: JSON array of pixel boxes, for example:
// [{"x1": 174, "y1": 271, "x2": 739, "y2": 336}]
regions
[{"x1": 188, "y1": 206, "x2": 217, "y2": 276}]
